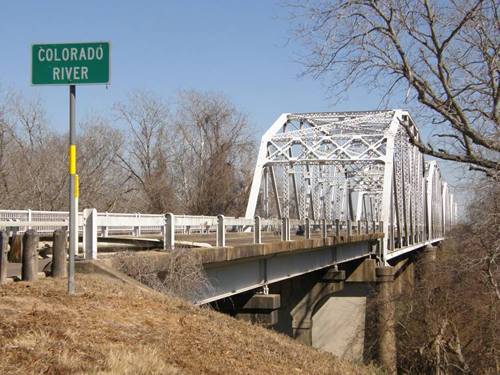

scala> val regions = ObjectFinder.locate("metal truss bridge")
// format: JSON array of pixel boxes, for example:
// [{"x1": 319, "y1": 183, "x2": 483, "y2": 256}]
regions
[
  {"x1": 0, "y1": 109, "x2": 458, "y2": 299},
  {"x1": 245, "y1": 110, "x2": 457, "y2": 263}
]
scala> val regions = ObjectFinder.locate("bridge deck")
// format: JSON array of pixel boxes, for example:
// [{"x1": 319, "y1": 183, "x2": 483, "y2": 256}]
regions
[{"x1": 93, "y1": 232, "x2": 384, "y2": 304}]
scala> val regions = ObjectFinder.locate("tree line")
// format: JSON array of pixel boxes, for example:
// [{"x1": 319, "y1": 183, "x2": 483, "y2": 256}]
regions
[{"x1": 0, "y1": 89, "x2": 256, "y2": 215}]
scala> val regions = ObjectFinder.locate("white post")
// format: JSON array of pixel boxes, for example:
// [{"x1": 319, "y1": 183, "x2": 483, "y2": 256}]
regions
[
  {"x1": 163, "y1": 213, "x2": 175, "y2": 250},
  {"x1": 27, "y1": 209, "x2": 32, "y2": 230},
  {"x1": 254, "y1": 216, "x2": 262, "y2": 244},
  {"x1": 286, "y1": 218, "x2": 290, "y2": 241},
  {"x1": 164, "y1": 213, "x2": 175, "y2": 250},
  {"x1": 133, "y1": 213, "x2": 141, "y2": 237},
  {"x1": 83, "y1": 208, "x2": 97, "y2": 260},
  {"x1": 101, "y1": 211, "x2": 109, "y2": 237},
  {"x1": 281, "y1": 218, "x2": 287, "y2": 241},
  {"x1": 217, "y1": 215, "x2": 225, "y2": 247},
  {"x1": 321, "y1": 218, "x2": 327, "y2": 239}
]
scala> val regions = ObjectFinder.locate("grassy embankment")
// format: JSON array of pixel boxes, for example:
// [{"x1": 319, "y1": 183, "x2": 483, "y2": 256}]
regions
[{"x1": 0, "y1": 274, "x2": 380, "y2": 374}]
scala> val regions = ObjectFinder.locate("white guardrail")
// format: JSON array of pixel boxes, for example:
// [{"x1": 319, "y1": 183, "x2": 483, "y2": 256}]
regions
[{"x1": 0, "y1": 209, "x2": 384, "y2": 260}]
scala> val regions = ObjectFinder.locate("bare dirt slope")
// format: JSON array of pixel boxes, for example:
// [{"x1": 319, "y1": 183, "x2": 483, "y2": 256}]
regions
[{"x1": 0, "y1": 275, "x2": 378, "y2": 375}]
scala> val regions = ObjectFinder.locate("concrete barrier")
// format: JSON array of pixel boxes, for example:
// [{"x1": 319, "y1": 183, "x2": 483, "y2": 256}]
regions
[{"x1": 21, "y1": 230, "x2": 39, "y2": 281}]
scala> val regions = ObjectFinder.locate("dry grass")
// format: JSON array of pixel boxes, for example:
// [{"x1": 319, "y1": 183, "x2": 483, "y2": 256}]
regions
[{"x1": 0, "y1": 275, "x2": 379, "y2": 375}]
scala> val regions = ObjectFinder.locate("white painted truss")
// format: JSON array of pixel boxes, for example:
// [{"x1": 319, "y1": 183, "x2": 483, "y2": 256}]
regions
[{"x1": 245, "y1": 110, "x2": 457, "y2": 263}]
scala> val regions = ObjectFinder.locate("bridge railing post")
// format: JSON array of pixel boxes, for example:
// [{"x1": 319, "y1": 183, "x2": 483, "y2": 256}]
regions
[
  {"x1": 133, "y1": 213, "x2": 141, "y2": 237},
  {"x1": 372, "y1": 220, "x2": 376, "y2": 233},
  {"x1": 365, "y1": 220, "x2": 369, "y2": 234},
  {"x1": 305, "y1": 218, "x2": 311, "y2": 239},
  {"x1": 281, "y1": 218, "x2": 290, "y2": 241},
  {"x1": 101, "y1": 211, "x2": 109, "y2": 237},
  {"x1": 335, "y1": 219, "x2": 340, "y2": 237},
  {"x1": 217, "y1": 215, "x2": 225, "y2": 247},
  {"x1": 286, "y1": 218, "x2": 291, "y2": 241},
  {"x1": 27, "y1": 209, "x2": 32, "y2": 230},
  {"x1": 164, "y1": 213, "x2": 175, "y2": 250},
  {"x1": 357, "y1": 220, "x2": 361, "y2": 235},
  {"x1": 347, "y1": 220, "x2": 352, "y2": 237},
  {"x1": 254, "y1": 216, "x2": 262, "y2": 244},
  {"x1": 321, "y1": 219, "x2": 327, "y2": 239},
  {"x1": 410, "y1": 219, "x2": 414, "y2": 245},
  {"x1": 83, "y1": 208, "x2": 97, "y2": 260}
]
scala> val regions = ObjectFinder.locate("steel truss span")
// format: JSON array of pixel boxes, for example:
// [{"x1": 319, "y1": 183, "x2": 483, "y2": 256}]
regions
[{"x1": 245, "y1": 110, "x2": 458, "y2": 263}]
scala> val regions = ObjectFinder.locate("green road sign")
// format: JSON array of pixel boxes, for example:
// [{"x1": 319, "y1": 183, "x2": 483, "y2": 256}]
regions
[{"x1": 32, "y1": 42, "x2": 110, "y2": 85}]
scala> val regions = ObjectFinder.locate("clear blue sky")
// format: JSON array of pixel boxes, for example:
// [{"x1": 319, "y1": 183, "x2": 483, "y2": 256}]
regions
[
  {"x1": 1, "y1": 1, "x2": 382, "y2": 134},
  {"x1": 1, "y1": 1, "x2": 469, "y2": 209}
]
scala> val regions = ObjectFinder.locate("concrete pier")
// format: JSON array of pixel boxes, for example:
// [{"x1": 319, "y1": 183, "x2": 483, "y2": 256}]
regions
[{"x1": 375, "y1": 266, "x2": 396, "y2": 374}]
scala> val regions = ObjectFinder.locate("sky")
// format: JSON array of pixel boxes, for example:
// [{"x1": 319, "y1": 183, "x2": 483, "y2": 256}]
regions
[
  {"x1": 0, "y1": 1, "x2": 470, "y2": 211},
  {"x1": 2, "y1": 1, "x2": 379, "y2": 132}
]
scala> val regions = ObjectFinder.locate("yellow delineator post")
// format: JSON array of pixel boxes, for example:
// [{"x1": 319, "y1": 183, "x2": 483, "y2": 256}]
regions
[
  {"x1": 68, "y1": 85, "x2": 78, "y2": 295},
  {"x1": 69, "y1": 145, "x2": 76, "y2": 174}
]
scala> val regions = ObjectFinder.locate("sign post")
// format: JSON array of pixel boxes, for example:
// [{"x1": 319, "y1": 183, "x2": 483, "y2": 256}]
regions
[
  {"x1": 32, "y1": 42, "x2": 110, "y2": 294},
  {"x1": 68, "y1": 84, "x2": 77, "y2": 294}
]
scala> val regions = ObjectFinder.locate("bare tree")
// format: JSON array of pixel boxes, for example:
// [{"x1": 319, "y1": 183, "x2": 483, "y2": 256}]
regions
[
  {"x1": 0, "y1": 89, "x2": 13, "y2": 202},
  {"x1": 77, "y1": 117, "x2": 131, "y2": 211},
  {"x1": 2, "y1": 93, "x2": 68, "y2": 210},
  {"x1": 392, "y1": 179, "x2": 499, "y2": 374},
  {"x1": 289, "y1": 0, "x2": 499, "y2": 174},
  {"x1": 114, "y1": 91, "x2": 176, "y2": 213},
  {"x1": 0, "y1": 91, "x2": 133, "y2": 212},
  {"x1": 0, "y1": 88, "x2": 255, "y2": 215},
  {"x1": 174, "y1": 90, "x2": 254, "y2": 216},
  {"x1": 113, "y1": 249, "x2": 213, "y2": 302}
]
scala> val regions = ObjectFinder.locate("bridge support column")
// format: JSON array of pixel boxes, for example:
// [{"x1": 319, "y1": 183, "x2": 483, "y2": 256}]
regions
[
  {"x1": 420, "y1": 244, "x2": 437, "y2": 278},
  {"x1": 236, "y1": 293, "x2": 280, "y2": 326},
  {"x1": 308, "y1": 258, "x2": 378, "y2": 361},
  {"x1": 375, "y1": 266, "x2": 397, "y2": 374},
  {"x1": 290, "y1": 268, "x2": 346, "y2": 345},
  {"x1": 392, "y1": 256, "x2": 415, "y2": 296}
]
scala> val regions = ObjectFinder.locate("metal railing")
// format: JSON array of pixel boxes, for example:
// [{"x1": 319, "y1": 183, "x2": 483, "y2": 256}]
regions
[{"x1": 0, "y1": 208, "x2": 385, "y2": 260}]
